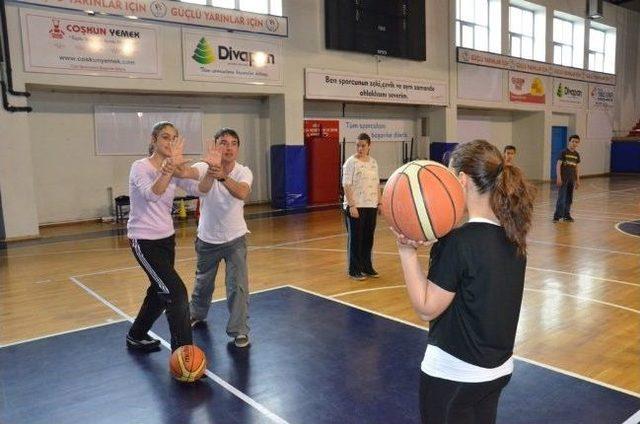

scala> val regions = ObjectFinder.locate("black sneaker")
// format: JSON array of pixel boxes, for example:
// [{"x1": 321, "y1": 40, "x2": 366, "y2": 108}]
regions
[
  {"x1": 234, "y1": 334, "x2": 250, "y2": 348},
  {"x1": 190, "y1": 318, "x2": 206, "y2": 328},
  {"x1": 126, "y1": 334, "x2": 161, "y2": 352},
  {"x1": 362, "y1": 270, "x2": 380, "y2": 278},
  {"x1": 552, "y1": 217, "x2": 560, "y2": 223},
  {"x1": 564, "y1": 216, "x2": 575, "y2": 222}
]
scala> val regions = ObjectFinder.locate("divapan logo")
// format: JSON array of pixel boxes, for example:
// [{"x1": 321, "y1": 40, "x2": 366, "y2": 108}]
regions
[
  {"x1": 191, "y1": 38, "x2": 276, "y2": 68},
  {"x1": 192, "y1": 37, "x2": 215, "y2": 65},
  {"x1": 556, "y1": 83, "x2": 582, "y2": 98}
]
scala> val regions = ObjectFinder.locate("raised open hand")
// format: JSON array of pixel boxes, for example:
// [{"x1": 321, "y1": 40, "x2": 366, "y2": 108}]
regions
[
  {"x1": 169, "y1": 136, "x2": 191, "y2": 168},
  {"x1": 203, "y1": 139, "x2": 223, "y2": 168}
]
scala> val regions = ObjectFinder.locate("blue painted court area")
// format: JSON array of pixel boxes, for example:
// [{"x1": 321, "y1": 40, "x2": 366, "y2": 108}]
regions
[
  {"x1": 618, "y1": 220, "x2": 640, "y2": 237},
  {"x1": 1, "y1": 286, "x2": 638, "y2": 423}
]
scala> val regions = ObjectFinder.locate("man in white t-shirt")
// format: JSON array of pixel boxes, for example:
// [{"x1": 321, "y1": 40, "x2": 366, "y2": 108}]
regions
[{"x1": 189, "y1": 128, "x2": 253, "y2": 348}]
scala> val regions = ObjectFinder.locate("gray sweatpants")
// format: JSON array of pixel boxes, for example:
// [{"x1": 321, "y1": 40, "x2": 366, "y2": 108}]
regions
[{"x1": 190, "y1": 235, "x2": 249, "y2": 337}]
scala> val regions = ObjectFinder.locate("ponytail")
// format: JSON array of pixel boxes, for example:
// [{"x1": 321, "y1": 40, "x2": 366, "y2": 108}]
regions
[
  {"x1": 491, "y1": 164, "x2": 536, "y2": 255},
  {"x1": 450, "y1": 140, "x2": 536, "y2": 256}
]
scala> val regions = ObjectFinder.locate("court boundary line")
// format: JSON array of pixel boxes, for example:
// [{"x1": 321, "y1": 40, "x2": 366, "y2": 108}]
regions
[
  {"x1": 0, "y1": 285, "x2": 288, "y2": 349},
  {"x1": 524, "y1": 287, "x2": 639, "y2": 314},
  {"x1": 72, "y1": 258, "x2": 196, "y2": 278},
  {"x1": 562, "y1": 209, "x2": 640, "y2": 218},
  {"x1": 271, "y1": 238, "x2": 639, "y2": 259},
  {"x1": 615, "y1": 222, "x2": 640, "y2": 239},
  {"x1": 622, "y1": 409, "x2": 640, "y2": 424},
  {"x1": 287, "y1": 285, "x2": 640, "y2": 399},
  {"x1": 67, "y1": 277, "x2": 291, "y2": 424},
  {"x1": 69, "y1": 233, "x2": 348, "y2": 279},
  {"x1": 525, "y1": 266, "x2": 640, "y2": 288},
  {"x1": 333, "y1": 285, "x2": 405, "y2": 298},
  {"x1": 535, "y1": 186, "x2": 640, "y2": 207},
  {"x1": 0, "y1": 319, "x2": 127, "y2": 348},
  {"x1": 528, "y1": 239, "x2": 640, "y2": 257},
  {"x1": 531, "y1": 212, "x2": 636, "y2": 224},
  {"x1": 331, "y1": 284, "x2": 640, "y2": 315},
  {"x1": 271, "y1": 246, "x2": 640, "y2": 288},
  {"x1": 289, "y1": 285, "x2": 425, "y2": 330},
  {"x1": 2, "y1": 233, "x2": 348, "y2": 260},
  {"x1": 0, "y1": 207, "x2": 343, "y2": 252}
]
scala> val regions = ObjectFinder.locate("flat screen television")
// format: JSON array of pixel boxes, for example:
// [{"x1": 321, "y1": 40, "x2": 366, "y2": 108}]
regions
[{"x1": 325, "y1": 0, "x2": 426, "y2": 61}]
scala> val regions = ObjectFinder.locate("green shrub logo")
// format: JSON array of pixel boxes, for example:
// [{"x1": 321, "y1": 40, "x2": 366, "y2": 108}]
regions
[
  {"x1": 556, "y1": 83, "x2": 563, "y2": 97},
  {"x1": 192, "y1": 37, "x2": 215, "y2": 65}
]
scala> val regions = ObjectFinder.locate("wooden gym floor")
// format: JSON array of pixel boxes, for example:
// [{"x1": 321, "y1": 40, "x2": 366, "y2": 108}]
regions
[{"x1": 0, "y1": 175, "x2": 639, "y2": 422}]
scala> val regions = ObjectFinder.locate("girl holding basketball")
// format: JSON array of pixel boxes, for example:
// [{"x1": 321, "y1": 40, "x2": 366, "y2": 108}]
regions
[
  {"x1": 395, "y1": 140, "x2": 535, "y2": 424},
  {"x1": 126, "y1": 121, "x2": 220, "y2": 352}
]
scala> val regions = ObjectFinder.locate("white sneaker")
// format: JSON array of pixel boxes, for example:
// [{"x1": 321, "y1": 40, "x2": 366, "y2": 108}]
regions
[{"x1": 234, "y1": 334, "x2": 250, "y2": 348}]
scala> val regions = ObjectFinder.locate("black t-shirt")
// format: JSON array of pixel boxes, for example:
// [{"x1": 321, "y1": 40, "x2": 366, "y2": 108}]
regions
[
  {"x1": 558, "y1": 149, "x2": 580, "y2": 182},
  {"x1": 426, "y1": 222, "x2": 526, "y2": 368}
]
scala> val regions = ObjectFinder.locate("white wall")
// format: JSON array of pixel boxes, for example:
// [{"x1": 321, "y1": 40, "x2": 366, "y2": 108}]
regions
[
  {"x1": 0, "y1": 102, "x2": 39, "y2": 238},
  {"x1": 512, "y1": 111, "x2": 545, "y2": 179},
  {"x1": 550, "y1": 113, "x2": 574, "y2": 129},
  {"x1": 457, "y1": 109, "x2": 514, "y2": 147},
  {"x1": 27, "y1": 91, "x2": 270, "y2": 223},
  {"x1": 456, "y1": 109, "x2": 546, "y2": 179}
]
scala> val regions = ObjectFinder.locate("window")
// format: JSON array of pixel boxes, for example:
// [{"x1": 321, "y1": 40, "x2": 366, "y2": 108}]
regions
[
  {"x1": 588, "y1": 24, "x2": 616, "y2": 74},
  {"x1": 509, "y1": 1, "x2": 545, "y2": 61},
  {"x1": 456, "y1": 0, "x2": 501, "y2": 53},
  {"x1": 180, "y1": 0, "x2": 283, "y2": 15},
  {"x1": 552, "y1": 13, "x2": 584, "y2": 68}
]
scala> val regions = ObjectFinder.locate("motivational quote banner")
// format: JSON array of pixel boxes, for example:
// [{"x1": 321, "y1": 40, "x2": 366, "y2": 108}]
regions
[{"x1": 305, "y1": 68, "x2": 447, "y2": 106}]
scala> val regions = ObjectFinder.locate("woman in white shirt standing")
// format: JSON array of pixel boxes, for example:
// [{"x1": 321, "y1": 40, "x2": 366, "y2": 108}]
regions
[
  {"x1": 342, "y1": 133, "x2": 381, "y2": 281},
  {"x1": 396, "y1": 140, "x2": 535, "y2": 423}
]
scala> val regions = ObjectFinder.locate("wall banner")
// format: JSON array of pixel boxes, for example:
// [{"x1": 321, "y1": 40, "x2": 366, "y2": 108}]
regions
[
  {"x1": 552, "y1": 78, "x2": 587, "y2": 108},
  {"x1": 305, "y1": 68, "x2": 447, "y2": 106},
  {"x1": 304, "y1": 118, "x2": 414, "y2": 143},
  {"x1": 183, "y1": 29, "x2": 282, "y2": 85},
  {"x1": 20, "y1": 8, "x2": 161, "y2": 78},
  {"x1": 457, "y1": 63, "x2": 502, "y2": 102},
  {"x1": 509, "y1": 71, "x2": 546, "y2": 104},
  {"x1": 458, "y1": 47, "x2": 615, "y2": 85},
  {"x1": 338, "y1": 118, "x2": 415, "y2": 143},
  {"x1": 14, "y1": 0, "x2": 288, "y2": 36},
  {"x1": 589, "y1": 84, "x2": 615, "y2": 109}
]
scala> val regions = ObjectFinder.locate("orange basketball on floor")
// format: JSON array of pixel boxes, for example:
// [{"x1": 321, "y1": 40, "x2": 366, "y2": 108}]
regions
[
  {"x1": 381, "y1": 160, "x2": 465, "y2": 242},
  {"x1": 169, "y1": 345, "x2": 207, "y2": 382}
]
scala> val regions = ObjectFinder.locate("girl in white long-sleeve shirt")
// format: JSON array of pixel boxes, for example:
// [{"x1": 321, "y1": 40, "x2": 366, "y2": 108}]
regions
[{"x1": 126, "y1": 121, "x2": 207, "y2": 352}]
